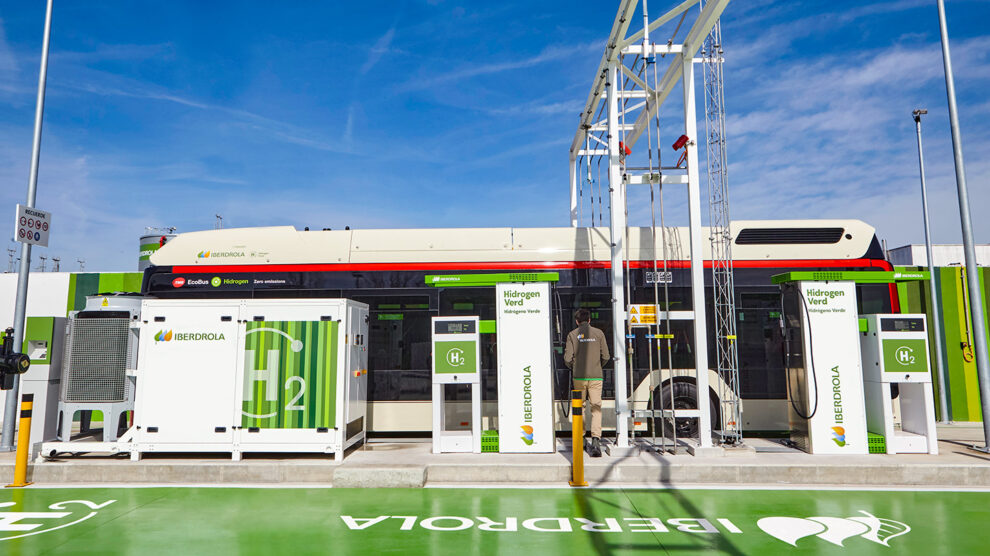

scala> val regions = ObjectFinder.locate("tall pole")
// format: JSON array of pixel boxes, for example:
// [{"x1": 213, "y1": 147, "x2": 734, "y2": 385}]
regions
[
  {"x1": 1, "y1": 0, "x2": 54, "y2": 451},
  {"x1": 683, "y1": 53, "x2": 713, "y2": 448},
  {"x1": 913, "y1": 109, "x2": 950, "y2": 423},
  {"x1": 937, "y1": 0, "x2": 990, "y2": 450},
  {"x1": 606, "y1": 63, "x2": 630, "y2": 448}
]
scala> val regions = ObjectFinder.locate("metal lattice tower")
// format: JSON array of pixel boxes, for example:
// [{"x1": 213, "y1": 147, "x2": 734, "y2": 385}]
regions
[
  {"x1": 568, "y1": 0, "x2": 733, "y2": 451},
  {"x1": 702, "y1": 18, "x2": 742, "y2": 445}
]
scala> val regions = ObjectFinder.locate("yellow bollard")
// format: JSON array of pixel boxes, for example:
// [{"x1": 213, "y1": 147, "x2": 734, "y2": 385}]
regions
[
  {"x1": 569, "y1": 389, "x2": 588, "y2": 487},
  {"x1": 6, "y1": 393, "x2": 33, "y2": 488}
]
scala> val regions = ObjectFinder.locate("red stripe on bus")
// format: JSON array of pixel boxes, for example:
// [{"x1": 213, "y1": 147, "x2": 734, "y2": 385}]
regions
[{"x1": 172, "y1": 258, "x2": 891, "y2": 274}]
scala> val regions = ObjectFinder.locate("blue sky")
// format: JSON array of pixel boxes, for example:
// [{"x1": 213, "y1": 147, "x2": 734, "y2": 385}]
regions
[{"x1": 0, "y1": 0, "x2": 988, "y2": 271}]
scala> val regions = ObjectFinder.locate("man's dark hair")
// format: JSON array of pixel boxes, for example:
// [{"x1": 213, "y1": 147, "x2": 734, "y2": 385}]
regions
[{"x1": 574, "y1": 309, "x2": 591, "y2": 323}]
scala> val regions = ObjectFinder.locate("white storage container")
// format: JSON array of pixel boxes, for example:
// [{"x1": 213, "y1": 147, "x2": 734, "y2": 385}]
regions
[{"x1": 132, "y1": 298, "x2": 368, "y2": 460}]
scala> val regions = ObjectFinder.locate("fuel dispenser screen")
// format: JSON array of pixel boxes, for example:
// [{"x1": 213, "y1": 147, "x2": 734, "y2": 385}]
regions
[
  {"x1": 434, "y1": 320, "x2": 476, "y2": 334},
  {"x1": 880, "y1": 318, "x2": 925, "y2": 332}
]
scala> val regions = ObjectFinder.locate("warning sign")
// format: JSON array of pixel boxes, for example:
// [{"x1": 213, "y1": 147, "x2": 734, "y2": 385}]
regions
[
  {"x1": 629, "y1": 305, "x2": 660, "y2": 326},
  {"x1": 14, "y1": 204, "x2": 51, "y2": 247}
]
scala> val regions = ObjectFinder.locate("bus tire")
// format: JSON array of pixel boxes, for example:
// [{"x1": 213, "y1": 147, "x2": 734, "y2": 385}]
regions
[{"x1": 654, "y1": 380, "x2": 720, "y2": 440}]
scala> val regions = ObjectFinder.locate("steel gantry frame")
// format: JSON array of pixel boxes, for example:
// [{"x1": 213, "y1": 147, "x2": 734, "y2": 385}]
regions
[{"x1": 567, "y1": 0, "x2": 733, "y2": 452}]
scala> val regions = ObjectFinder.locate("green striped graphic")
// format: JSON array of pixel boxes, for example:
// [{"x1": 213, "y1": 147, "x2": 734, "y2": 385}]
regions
[{"x1": 241, "y1": 320, "x2": 338, "y2": 429}]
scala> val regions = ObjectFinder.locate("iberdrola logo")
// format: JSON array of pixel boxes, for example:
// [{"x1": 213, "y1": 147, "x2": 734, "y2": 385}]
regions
[
  {"x1": 832, "y1": 426, "x2": 846, "y2": 447},
  {"x1": 520, "y1": 425, "x2": 534, "y2": 446},
  {"x1": 154, "y1": 330, "x2": 173, "y2": 342},
  {"x1": 197, "y1": 251, "x2": 211, "y2": 258}
]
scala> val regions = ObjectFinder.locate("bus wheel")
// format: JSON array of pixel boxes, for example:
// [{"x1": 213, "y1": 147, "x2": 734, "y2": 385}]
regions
[{"x1": 654, "y1": 381, "x2": 720, "y2": 440}]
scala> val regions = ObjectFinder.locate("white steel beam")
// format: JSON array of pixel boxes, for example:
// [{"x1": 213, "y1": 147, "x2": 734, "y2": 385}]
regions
[
  {"x1": 620, "y1": 44, "x2": 685, "y2": 56},
  {"x1": 618, "y1": 90, "x2": 648, "y2": 99},
  {"x1": 626, "y1": 174, "x2": 689, "y2": 185},
  {"x1": 570, "y1": 156, "x2": 579, "y2": 227},
  {"x1": 590, "y1": 101, "x2": 647, "y2": 129},
  {"x1": 624, "y1": 0, "x2": 731, "y2": 149},
  {"x1": 606, "y1": 63, "x2": 630, "y2": 448},
  {"x1": 588, "y1": 123, "x2": 635, "y2": 132},
  {"x1": 618, "y1": 0, "x2": 700, "y2": 51},
  {"x1": 619, "y1": 65, "x2": 656, "y2": 97},
  {"x1": 682, "y1": 53, "x2": 712, "y2": 448},
  {"x1": 569, "y1": 0, "x2": 639, "y2": 157}
]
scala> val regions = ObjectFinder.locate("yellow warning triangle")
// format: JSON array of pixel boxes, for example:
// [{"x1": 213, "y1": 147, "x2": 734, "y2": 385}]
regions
[
  {"x1": 630, "y1": 315, "x2": 639, "y2": 324},
  {"x1": 630, "y1": 306, "x2": 638, "y2": 314},
  {"x1": 102, "y1": 297, "x2": 109, "y2": 307}
]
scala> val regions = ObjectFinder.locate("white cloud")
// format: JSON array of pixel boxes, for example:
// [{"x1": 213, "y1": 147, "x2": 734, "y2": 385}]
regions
[
  {"x1": 360, "y1": 26, "x2": 396, "y2": 75},
  {"x1": 397, "y1": 41, "x2": 602, "y2": 92}
]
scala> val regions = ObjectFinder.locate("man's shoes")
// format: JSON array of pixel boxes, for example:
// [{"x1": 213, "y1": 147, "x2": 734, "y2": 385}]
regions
[{"x1": 590, "y1": 437, "x2": 602, "y2": 458}]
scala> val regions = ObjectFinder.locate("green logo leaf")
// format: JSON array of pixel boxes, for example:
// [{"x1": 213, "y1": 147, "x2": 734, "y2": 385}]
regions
[{"x1": 520, "y1": 437, "x2": 534, "y2": 446}]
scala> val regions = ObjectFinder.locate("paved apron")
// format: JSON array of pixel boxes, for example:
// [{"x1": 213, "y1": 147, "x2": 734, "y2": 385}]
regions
[{"x1": 1, "y1": 487, "x2": 987, "y2": 554}]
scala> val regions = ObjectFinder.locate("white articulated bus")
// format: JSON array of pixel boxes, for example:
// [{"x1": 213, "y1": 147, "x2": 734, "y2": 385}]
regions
[{"x1": 143, "y1": 219, "x2": 897, "y2": 436}]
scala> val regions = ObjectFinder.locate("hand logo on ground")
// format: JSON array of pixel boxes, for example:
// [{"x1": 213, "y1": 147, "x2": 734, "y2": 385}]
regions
[
  {"x1": 758, "y1": 511, "x2": 910, "y2": 547},
  {"x1": 0, "y1": 500, "x2": 116, "y2": 541}
]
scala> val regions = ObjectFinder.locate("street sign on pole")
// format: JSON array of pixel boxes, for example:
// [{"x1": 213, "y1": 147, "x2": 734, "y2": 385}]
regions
[
  {"x1": 1, "y1": 0, "x2": 53, "y2": 452},
  {"x1": 14, "y1": 204, "x2": 51, "y2": 248}
]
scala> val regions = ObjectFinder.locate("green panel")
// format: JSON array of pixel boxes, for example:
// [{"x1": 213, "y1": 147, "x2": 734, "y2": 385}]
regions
[
  {"x1": 241, "y1": 320, "x2": 338, "y2": 429},
  {"x1": 940, "y1": 267, "x2": 981, "y2": 421},
  {"x1": 66, "y1": 273, "x2": 143, "y2": 315},
  {"x1": 858, "y1": 318, "x2": 868, "y2": 333},
  {"x1": 69, "y1": 273, "x2": 100, "y2": 313},
  {"x1": 98, "y1": 273, "x2": 125, "y2": 293},
  {"x1": 433, "y1": 340, "x2": 477, "y2": 373},
  {"x1": 882, "y1": 339, "x2": 929, "y2": 373},
  {"x1": 65, "y1": 273, "x2": 78, "y2": 316},
  {"x1": 139, "y1": 242, "x2": 160, "y2": 262},
  {"x1": 123, "y1": 272, "x2": 144, "y2": 292},
  {"x1": 452, "y1": 302, "x2": 474, "y2": 310},
  {"x1": 479, "y1": 320, "x2": 496, "y2": 334},
  {"x1": 377, "y1": 314, "x2": 404, "y2": 321},
  {"x1": 22, "y1": 316, "x2": 55, "y2": 364},
  {"x1": 94, "y1": 272, "x2": 143, "y2": 294},
  {"x1": 772, "y1": 270, "x2": 928, "y2": 284},
  {"x1": 3, "y1": 487, "x2": 990, "y2": 554},
  {"x1": 426, "y1": 272, "x2": 559, "y2": 287}
]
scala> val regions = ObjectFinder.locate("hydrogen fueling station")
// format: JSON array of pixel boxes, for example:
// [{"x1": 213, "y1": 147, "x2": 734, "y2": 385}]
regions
[{"x1": 1, "y1": 0, "x2": 990, "y2": 554}]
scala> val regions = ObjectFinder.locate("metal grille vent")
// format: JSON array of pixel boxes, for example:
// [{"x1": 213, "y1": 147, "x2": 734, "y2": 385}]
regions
[
  {"x1": 61, "y1": 316, "x2": 129, "y2": 403},
  {"x1": 735, "y1": 227, "x2": 845, "y2": 245}
]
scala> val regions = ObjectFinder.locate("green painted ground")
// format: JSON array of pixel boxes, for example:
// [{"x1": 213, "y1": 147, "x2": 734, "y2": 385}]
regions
[{"x1": 1, "y1": 487, "x2": 987, "y2": 555}]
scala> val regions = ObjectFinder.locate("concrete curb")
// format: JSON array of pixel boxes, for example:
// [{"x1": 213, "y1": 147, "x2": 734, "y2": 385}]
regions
[
  {"x1": 333, "y1": 465, "x2": 426, "y2": 488},
  {"x1": 3, "y1": 460, "x2": 989, "y2": 488}
]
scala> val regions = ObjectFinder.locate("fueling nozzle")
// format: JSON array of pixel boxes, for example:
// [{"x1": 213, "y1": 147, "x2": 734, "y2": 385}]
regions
[{"x1": 0, "y1": 328, "x2": 31, "y2": 390}]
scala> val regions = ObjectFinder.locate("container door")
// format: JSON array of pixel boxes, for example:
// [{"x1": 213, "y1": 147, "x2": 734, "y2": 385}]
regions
[
  {"x1": 345, "y1": 304, "x2": 368, "y2": 443},
  {"x1": 237, "y1": 302, "x2": 343, "y2": 445},
  {"x1": 136, "y1": 302, "x2": 240, "y2": 445}
]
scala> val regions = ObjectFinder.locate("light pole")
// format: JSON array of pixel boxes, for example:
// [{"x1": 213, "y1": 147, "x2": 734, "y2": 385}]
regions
[
  {"x1": 1, "y1": 0, "x2": 54, "y2": 451},
  {"x1": 913, "y1": 109, "x2": 950, "y2": 423},
  {"x1": 936, "y1": 0, "x2": 990, "y2": 451}
]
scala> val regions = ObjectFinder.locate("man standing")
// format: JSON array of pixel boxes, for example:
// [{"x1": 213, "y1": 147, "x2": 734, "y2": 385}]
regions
[{"x1": 564, "y1": 308, "x2": 610, "y2": 457}]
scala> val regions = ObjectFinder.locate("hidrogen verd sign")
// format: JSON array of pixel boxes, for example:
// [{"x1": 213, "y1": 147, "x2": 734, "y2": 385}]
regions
[{"x1": 496, "y1": 282, "x2": 553, "y2": 453}]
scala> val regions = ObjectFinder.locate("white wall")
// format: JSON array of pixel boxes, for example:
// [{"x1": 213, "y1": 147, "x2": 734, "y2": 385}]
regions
[
  {"x1": 888, "y1": 244, "x2": 990, "y2": 267},
  {"x1": 0, "y1": 272, "x2": 72, "y2": 428}
]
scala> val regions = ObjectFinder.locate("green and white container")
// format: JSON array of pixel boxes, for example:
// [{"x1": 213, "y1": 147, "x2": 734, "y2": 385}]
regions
[{"x1": 133, "y1": 298, "x2": 369, "y2": 460}]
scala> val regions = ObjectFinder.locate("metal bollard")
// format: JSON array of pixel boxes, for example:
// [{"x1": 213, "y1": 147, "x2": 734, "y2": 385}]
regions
[
  {"x1": 6, "y1": 393, "x2": 33, "y2": 488},
  {"x1": 569, "y1": 389, "x2": 588, "y2": 487}
]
